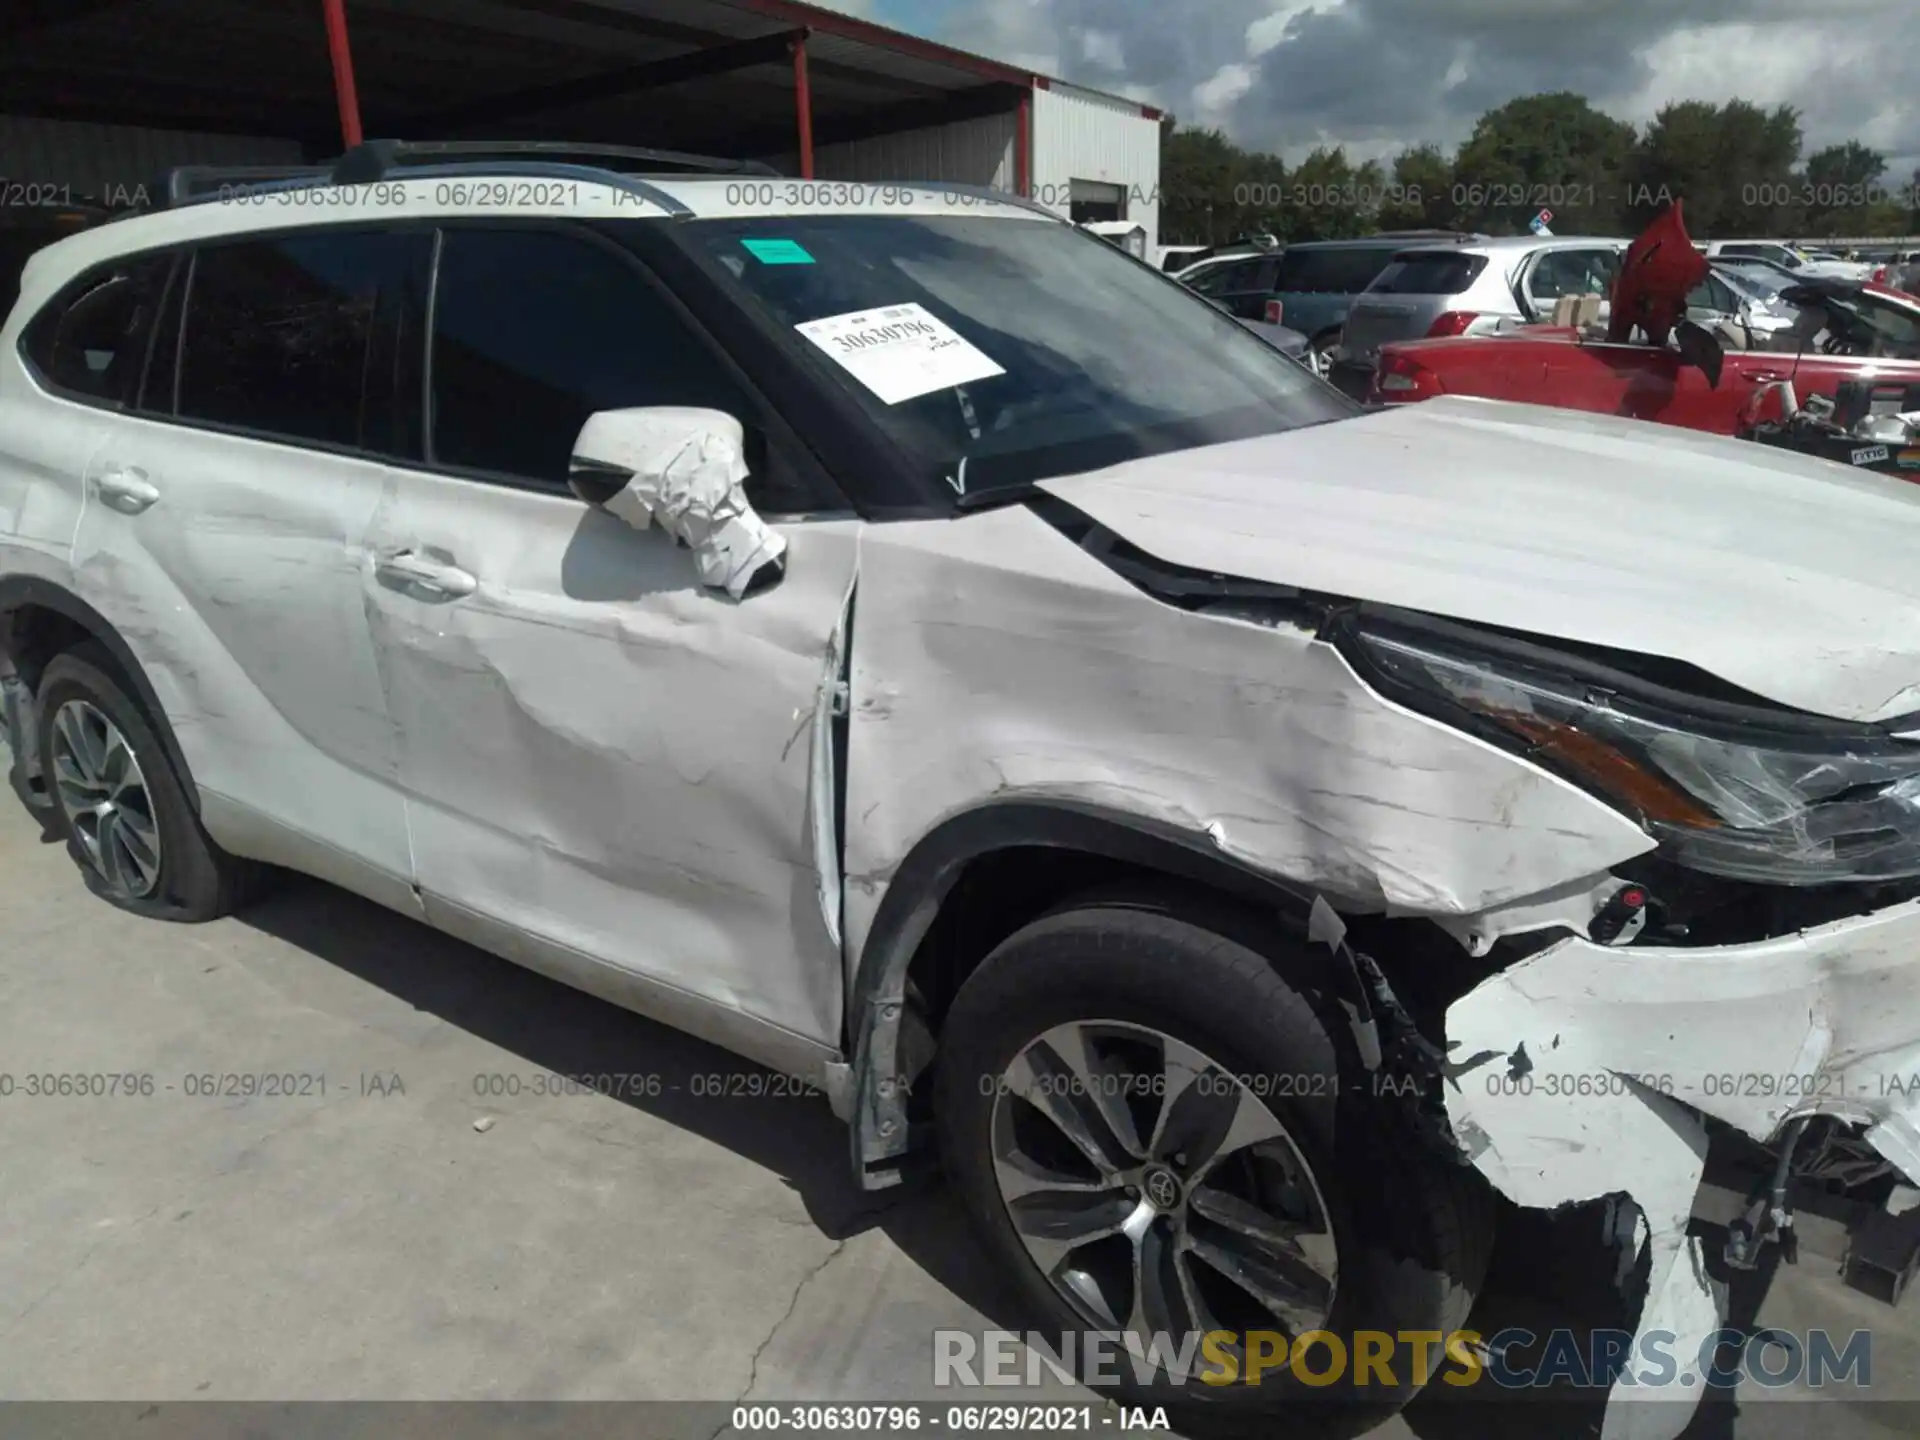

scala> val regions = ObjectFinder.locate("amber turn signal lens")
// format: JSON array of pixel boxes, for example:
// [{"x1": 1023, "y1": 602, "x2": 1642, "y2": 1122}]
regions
[{"x1": 1482, "y1": 708, "x2": 1724, "y2": 828}]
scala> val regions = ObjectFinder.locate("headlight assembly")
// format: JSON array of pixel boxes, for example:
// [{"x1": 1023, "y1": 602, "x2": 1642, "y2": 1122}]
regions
[{"x1": 1347, "y1": 616, "x2": 1920, "y2": 885}]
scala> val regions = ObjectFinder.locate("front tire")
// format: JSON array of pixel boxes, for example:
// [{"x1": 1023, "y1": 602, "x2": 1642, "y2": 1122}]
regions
[
  {"x1": 935, "y1": 900, "x2": 1490, "y2": 1438},
  {"x1": 36, "y1": 643, "x2": 254, "y2": 921}
]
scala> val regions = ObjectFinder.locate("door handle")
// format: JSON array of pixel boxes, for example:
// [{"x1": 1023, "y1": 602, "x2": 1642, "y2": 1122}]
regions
[
  {"x1": 375, "y1": 550, "x2": 478, "y2": 600},
  {"x1": 1741, "y1": 368, "x2": 1789, "y2": 382},
  {"x1": 95, "y1": 466, "x2": 159, "y2": 513}
]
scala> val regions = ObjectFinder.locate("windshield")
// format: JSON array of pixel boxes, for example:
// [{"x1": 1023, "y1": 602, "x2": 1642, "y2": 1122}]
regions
[
  {"x1": 678, "y1": 215, "x2": 1353, "y2": 500},
  {"x1": 1780, "y1": 287, "x2": 1920, "y2": 359},
  {"x1": 1713, "y1": 265, "x2": 1787, "y2": 306}
]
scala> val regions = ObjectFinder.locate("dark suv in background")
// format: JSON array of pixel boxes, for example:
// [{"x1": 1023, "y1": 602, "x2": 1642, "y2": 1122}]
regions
[{"x1": 1180, "y1": 233, "x2": 1476, "y2": 382}]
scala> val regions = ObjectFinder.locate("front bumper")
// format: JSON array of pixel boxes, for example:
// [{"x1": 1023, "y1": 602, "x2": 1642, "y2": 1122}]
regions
[
  {"x1": 1444, "y1": 897, "x2": 1920, "y2": 1438},
  {"x1": 1446, "y1": 896, "x2": 1920, "y2": 1195}
]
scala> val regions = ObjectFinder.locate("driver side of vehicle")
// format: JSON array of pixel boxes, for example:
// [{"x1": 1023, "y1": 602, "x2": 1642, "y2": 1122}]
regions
[{"x1": 358, "y1": 221, "x2": 862, "y2": 1062}]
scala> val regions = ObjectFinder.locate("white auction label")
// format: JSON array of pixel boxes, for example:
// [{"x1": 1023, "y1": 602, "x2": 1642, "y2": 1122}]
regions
[{"x1": 795, "y1": 302, "x2": 1005, "y2": 405}]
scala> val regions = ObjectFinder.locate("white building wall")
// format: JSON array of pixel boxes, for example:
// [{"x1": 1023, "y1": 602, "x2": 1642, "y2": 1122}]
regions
[
  {"x1": 1031, "y1": 83, "x2": 1161, "y2": 256},
  {"x1": 0, "y1": 117, "x2": 302, "y2": 207},
  {"x1": 769, "y1": 112, "x2": 1016, "y2": 190}
]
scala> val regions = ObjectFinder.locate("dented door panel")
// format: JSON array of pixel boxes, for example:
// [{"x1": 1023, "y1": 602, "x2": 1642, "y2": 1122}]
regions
[
  {"x1": 364, "y1": 467, "x2": 858, "y2": 1047},
  {"x1": 68, "y1": 415, "x2": 412, "y2": 884}
]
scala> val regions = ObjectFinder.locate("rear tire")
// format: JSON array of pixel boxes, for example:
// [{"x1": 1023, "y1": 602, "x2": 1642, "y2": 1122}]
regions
[
  {"x1": 935, "y1": 900, "x2": 1491, "y2": 1439},
  {"x1": 36, "y1": 643, "x2": 255, "y2": 921}
]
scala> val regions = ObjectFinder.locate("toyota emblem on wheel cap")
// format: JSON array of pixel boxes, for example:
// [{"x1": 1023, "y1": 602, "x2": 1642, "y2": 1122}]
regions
[{"x1": 1143, "y1": 1167, "x2": 1182, "y2": 1210}]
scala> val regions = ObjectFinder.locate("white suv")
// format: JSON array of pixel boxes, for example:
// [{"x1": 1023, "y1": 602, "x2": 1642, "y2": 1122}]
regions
[{"x1": 7, "y1": 142, "x2": 1920, "y2": 1438}]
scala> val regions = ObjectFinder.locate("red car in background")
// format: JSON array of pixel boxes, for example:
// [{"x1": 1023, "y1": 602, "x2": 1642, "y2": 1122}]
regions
[{"x1": 1368, "y1": 209, "x2": 1920, "y2": 434}]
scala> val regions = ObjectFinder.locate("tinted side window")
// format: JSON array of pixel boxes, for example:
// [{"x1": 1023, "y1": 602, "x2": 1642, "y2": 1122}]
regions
[
  {"x1": 1187, "y1": 259, "x2": 1260, "y2": 296},
  {"x1": 178, "y1": 230, "x2": 429, "y2": 452},
  {"x1": 21, "y1": 254, "x2": 174, "y2": 405},
  {"x1": 1687, "y1": 274, "x2": 1738, "y2": 314},
  {"x1": 1272, "y1": 246, "x2": 1396, "y2": 294},
  {"x1": 430, "y1": 228, "x2": 760, "y2": 489},
  {"x1": 1528, "y1": 248, "x2": 1619, "y2": 300},
  {"x1": 1182, "y1": 264, "x2": 1232, "y2": 296},
  {"x1": 1368, "y1": 253, "x2": 1488, "y2": 296}
]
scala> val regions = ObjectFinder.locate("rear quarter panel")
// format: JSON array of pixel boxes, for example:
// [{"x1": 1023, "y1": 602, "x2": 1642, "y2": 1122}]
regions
[{"x1": 0, "y1": 294, "x2": 101, "y2": 582}]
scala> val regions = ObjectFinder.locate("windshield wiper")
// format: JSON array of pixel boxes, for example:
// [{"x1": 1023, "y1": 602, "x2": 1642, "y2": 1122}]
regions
[{"x1": 954, "y1": 482, "x2": 1037, "y2": 510}]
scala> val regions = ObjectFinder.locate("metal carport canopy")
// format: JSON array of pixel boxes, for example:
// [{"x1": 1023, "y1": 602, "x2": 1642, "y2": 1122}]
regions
[{"x1": 1, "y1": 0, "x2": 1070, "y2": 183}]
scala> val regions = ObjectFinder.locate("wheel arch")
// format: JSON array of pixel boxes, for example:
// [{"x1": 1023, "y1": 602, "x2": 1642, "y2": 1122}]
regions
[
  {"x1": 844, "y1": 799, "x2": 1322, "y2": 1189},
  {"x1": 0, "y1": 575, "x2": 201, "y2": 814}
]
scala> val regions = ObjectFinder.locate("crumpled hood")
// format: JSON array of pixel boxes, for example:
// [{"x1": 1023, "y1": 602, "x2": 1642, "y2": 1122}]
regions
[{"x1": 1039, "y1": 396, "x2": 1920, "y2": 723}]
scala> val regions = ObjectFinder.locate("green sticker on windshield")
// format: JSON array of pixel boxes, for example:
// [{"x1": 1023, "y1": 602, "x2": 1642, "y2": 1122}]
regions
[{"x1": 742, "y1": 238, "x2": 815, "y2": 265}]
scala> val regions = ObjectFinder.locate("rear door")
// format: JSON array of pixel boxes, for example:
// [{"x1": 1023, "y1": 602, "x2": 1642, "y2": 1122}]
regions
[
  {"x1": 364, "y1": 222, "x2": 858, "y2": 1052},
  {"x1": 1271, "y1": 245, "x2": 1399, "y2": 338},
  {"x1": 1532, "y1": 338, "x2": 1742, "y2": 431},
  {"x1": 1517, "y1": 245, "x2": 1622, "y2": 322},
  {"x1": 3, "y1": 252, "x2": 169, "y2": 569},
  {"x1": 67, "y1": 228, "x2": 424, "y2": 899}
]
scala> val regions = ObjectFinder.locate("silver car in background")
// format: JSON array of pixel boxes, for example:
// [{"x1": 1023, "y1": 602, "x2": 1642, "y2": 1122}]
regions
[
  {"x1": 1336, "y1": 236, "x2": 1798, "y2": 391},
  {"x1": 1333, "y1": 235, "x2": 1626, "y2": 392}
]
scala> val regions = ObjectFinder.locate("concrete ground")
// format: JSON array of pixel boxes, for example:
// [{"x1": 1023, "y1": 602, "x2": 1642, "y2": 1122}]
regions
[{"x1": 3, "y1": 734, "x2": 1919, "y2": 1438}]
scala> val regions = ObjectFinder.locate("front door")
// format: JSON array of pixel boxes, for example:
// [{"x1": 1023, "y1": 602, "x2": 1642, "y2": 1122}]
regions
[{"x1": 364, "y1": 224, "x2": 857, "y2": 1051}]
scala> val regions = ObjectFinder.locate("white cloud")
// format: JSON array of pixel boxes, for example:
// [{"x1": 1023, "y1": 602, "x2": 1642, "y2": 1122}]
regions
[
  {"x1": 1192, "y1": 62, "x2": 1256, "y2": 119},
  {"x1": 1080, "y1": 28, "x2": 1125, "y2": 69},
  {"x1": 1245, "y1": 3, "x2": 1330, "y2": 58},
  {"x1": 920, "y1": 0, "x2": 1920, "y2": 178}
]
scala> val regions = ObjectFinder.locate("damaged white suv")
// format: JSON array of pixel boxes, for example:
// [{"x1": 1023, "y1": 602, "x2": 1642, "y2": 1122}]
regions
[{"x1": 6, "y1": 142, "x2": 1920, "y2": 1437}]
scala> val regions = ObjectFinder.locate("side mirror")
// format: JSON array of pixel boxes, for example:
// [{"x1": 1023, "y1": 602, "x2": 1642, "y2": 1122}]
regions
[{"x1": 568, "y1": 406, "x2": 786, "y2": 598}]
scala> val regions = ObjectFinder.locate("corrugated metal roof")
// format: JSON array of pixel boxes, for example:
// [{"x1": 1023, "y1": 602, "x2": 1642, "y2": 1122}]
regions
[{"x1": 1, "y1": 0, "x2": 1149, "y2": 160}]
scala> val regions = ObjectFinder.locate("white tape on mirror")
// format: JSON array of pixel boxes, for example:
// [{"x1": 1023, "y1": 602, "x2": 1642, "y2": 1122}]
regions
[{"x1": 795, "y1": 302, "x2": 1005, "y2": 406}]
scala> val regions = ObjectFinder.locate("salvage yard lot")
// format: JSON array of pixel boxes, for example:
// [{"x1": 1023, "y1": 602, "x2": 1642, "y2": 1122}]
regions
[{"x1": 2, "y1": 741, "x2": 1917, "y2": 1439}]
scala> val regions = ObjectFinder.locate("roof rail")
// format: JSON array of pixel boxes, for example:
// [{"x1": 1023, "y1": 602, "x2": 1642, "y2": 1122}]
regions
[
  {"x1": 152, "y1": 140, "x2": 778, "y2": 211},
  {"x1": 329, "y1": 139, "x2": 780, "y2": 183},
  {"x1": 1373, "y1": 228, "x2": 1489, "y2": 242},
  {"x1": 157, "y1": 163, "x2": 336, "y2": 208}
]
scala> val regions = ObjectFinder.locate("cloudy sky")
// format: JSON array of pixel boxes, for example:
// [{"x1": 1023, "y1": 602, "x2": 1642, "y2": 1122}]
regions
[{"x1": 823, "y1": 0, "x2": 1920, "y2": 174}]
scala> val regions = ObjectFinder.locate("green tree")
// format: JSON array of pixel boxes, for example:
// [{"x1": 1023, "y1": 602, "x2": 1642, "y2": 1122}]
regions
[
  {"x1": 1630, "y1": 100, "x2": 1802, "y2": 236},
  {"x1": 1284, "y1": 145, "x2": 1381, "y2": 240},
  {"x1": 1801, "y1": 141, "x2": 1887, "y2": 237},
  {"x1": 1160, "y1": 126, "x2": 1258, "y2": 244},
  {"x1": 1450, "y1": 92, "x2": 1636, "y2": 234},
  {"x1": 1377, "y1": 144, "x2": 1458, "y2": 231}
]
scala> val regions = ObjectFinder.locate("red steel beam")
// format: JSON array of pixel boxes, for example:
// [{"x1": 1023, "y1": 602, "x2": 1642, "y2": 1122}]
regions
[
  {"x1": 321, "y1": 0, "x2": 364, "y2": 148},
  {"x1": 792, "y1": 34, "x2": 814, "y2": 179}
]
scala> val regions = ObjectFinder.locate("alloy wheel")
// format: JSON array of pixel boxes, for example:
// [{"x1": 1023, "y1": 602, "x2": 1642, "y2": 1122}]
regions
[
  {"x1": 989, "y1": 1020, "x2": 1338, "y2": 1374},
  {"x1": 49, "y1": 699, "x2": 162, "y2": 900}
]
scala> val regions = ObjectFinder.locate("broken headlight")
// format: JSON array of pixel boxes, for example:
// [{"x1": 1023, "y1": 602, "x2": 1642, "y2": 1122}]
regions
[{"x1": 1349, "y1": 618, "x2": 1920, "y2": 885}]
